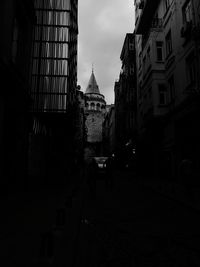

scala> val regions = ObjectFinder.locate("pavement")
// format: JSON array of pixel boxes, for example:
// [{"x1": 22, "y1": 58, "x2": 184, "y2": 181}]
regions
[
  {"x1": 73, "y1": 170, "x2": 200, "y2": 266},
  {"x1": 1, "y1": 170, "x2": 200, "y2": 266}
]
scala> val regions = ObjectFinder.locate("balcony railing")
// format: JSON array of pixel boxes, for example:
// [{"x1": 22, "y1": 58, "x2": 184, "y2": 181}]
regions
[{"x1": 142, "y1": 18, "x2": 163, "y2": 49}]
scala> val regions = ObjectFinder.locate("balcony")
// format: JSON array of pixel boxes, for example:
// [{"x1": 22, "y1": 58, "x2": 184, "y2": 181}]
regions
[
  {"x1": 135, "y1": 0, "x2": 160, "y2": 34},
  {"x1": 142, "y1": 18, "x2": 163, "y2": 49},
  {"x1": 151, "y1": 18, "x2": 163, "y2": 29}
]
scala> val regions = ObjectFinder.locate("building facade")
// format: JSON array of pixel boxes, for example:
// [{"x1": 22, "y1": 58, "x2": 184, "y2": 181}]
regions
[
  {"x1": 29, "y1": 0, "x2": 79, "y2": 181},
  {"x1": 102, "y1": 104, "x2": 115, "y2": 156},
  {"x1": 0, "y1": 0, "x2": 35, "y2": 182},
  {"x1": 114, "y1": 33, "x2": 137, "y2": 165},
  {"x1": 0, "y1": 1, "x2": 83, "y2": 267},
  {"x1": 74, "y1": 86, "x2": 86, "y2": 161},
  {"x1": 135, "y1": 0, "x2": 200, "y2": 179},
  {"x1": 84, "y1": 70, "x2": 106, "y2": 156}
]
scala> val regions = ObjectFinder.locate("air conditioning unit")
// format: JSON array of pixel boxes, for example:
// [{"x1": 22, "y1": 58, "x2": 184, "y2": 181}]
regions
[{"x1": 181, "y1": 21, "x2": 192, "y2": 38}]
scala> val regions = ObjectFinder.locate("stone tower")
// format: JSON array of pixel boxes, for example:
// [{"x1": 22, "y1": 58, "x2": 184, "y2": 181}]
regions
[{"x1": 84, "y1": 69, "x2": 106, "y2": 156}]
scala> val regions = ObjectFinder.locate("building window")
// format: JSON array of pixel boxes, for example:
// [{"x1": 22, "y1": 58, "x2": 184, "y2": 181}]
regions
[
  {"x1": 96, "y1": 103, "x2": 100, "y2": 110},
  {"x1": 165, "y1": 30, "x2": 172, "y2": 57},
  {"x1": 156, "y1": 41, "x2": 163, "y2": 61},
  {"x1": 186, "y1": 52, "x2": 196, "y2": 85},
  {"x1": 91, "y1": 102, "x2": 95, "y2": 110},
  {"x1": 183, "y1": 0, "x2": 193, "y2": 23},
  {"x1": 168, "y1": 75, "x2": 175, "y2": 101},
  {"x1": 158, "y1": 84, "x2": 167, "y2": 105}
]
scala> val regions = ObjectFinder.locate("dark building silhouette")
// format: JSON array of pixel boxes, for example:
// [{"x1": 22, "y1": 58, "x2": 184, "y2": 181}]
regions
[
  {"x1": 102, "y1": 104, "x2": 115, "y2": 156},
  {"x1": 0, "y1": 0, "x2": 35, "y2": 183},
  {"x1": 114, "y1": 33, "x2": 137, "y2": 165},
  {"x1": 0, "y1": 1, "x2": 82, "y2": 267},
  {"x1": 74, "y1": 86, "x2": 86, "y2": 162},
  {"x1": 29, "y1": 0, "x2": 79, "y2": 183}
]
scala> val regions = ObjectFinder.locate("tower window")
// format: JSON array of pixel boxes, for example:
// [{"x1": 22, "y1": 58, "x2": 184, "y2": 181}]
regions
[
  {"x1": 91, "y1": 102, "x2": 95, "y2": 110},
  {"x1": 96, "y1": 103, "x2": 100, "y2": 110}
]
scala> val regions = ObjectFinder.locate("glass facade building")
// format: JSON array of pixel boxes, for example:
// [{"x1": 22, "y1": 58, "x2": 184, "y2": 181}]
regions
[{"x1": 30, "y1": 0, "x2": 78, "y2": 113}]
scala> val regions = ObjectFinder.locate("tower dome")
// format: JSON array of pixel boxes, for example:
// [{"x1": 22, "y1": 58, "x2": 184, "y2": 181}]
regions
[
  {"x1": 85, "y1": 70, "x2": 100, "y2": 94},
  {"x1": 84, "y1": 69, "x2": 106, "y2": 112}
]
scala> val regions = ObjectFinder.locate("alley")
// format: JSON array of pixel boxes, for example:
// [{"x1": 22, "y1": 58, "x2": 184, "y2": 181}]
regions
[
  {"x1": 74, "y1": 170, "x2": 200, "y2": 266},
  {"x1": 1, "y1": 1, "x2": 200, "y2": 266}
]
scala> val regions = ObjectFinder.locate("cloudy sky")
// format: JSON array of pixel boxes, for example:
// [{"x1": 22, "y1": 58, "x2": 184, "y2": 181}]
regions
[{"x1": 77, "y1": 0, "x2": 135, "y2": 104}]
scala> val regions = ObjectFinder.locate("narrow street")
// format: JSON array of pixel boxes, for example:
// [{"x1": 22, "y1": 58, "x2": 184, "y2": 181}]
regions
[{"x1": 73, "y1": 170, "x2": 200, "y2": 267}]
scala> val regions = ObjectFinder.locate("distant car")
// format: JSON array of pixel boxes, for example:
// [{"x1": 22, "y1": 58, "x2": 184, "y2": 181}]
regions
[{"x1": 93, "y1": 157, "x2": 108, "y2": 177}]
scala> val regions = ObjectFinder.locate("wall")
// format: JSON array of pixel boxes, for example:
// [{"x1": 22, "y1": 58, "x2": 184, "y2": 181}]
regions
[{"x1": 86, "y1": 112, "x2": 104, "y2": 143}]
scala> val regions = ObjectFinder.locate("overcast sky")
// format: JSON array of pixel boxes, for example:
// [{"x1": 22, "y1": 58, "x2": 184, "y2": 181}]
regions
[{"x1": 77, "y1": 0, "x2": 135, "y2": 104}]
